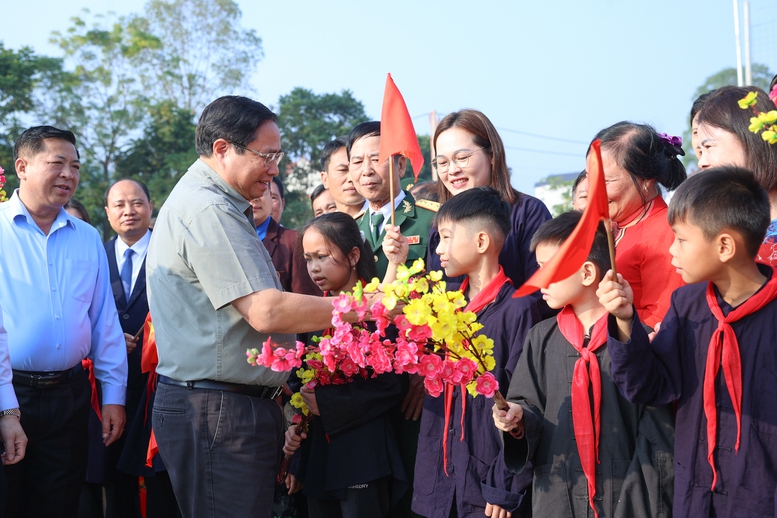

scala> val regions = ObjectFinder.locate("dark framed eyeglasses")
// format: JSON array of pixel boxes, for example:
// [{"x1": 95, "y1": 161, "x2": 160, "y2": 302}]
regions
[{"x1": 230, "y1": 142, "x2": 285, "y2": 166}]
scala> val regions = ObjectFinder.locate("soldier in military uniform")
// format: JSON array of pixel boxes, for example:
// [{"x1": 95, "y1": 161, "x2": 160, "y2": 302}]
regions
[{"x1": 347, "y1": 121, "x2": 437, "y2": 279}]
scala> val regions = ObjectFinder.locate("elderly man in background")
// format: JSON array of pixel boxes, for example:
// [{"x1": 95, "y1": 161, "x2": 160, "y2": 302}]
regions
[
  {"x1": 147, "y1": 96, "x2": 361, "y2": 518},
  {"x1": 0, "y1": 125, "x2": 127, "y2": 518}
]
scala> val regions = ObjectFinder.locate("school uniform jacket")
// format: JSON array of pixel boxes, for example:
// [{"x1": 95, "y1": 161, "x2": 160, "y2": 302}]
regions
[
  {"x1": 608, "y1": 264, "x2": 777, "y2": 517},
  {"x1": 499, "y1": 318, "x2": 675, "y2": 518},
  {"x1": 411, "y1": 283, "x2": 541, "y2": 518}
]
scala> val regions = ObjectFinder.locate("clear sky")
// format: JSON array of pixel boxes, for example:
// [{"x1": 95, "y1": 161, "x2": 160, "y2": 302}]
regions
[{"x1": 3, "y1": 0, "x2": 776, "y2": 193}]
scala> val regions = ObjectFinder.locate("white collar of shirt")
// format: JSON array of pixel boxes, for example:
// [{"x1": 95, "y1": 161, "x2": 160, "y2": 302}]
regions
[
  {"x1": 115, "y1": 229, "x2": 151, "y2": 289},
  {"x1": 370, "y1": 190, "x2": 406, "y2": 234}
]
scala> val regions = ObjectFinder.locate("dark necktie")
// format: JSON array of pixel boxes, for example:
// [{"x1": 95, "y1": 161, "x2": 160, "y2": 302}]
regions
[
  {"x1": 371, "y1": 212, "x2": 384, "y2": 244},
  {"x1": 121, "y1": 249, "x2": 134, "y2": 301}
]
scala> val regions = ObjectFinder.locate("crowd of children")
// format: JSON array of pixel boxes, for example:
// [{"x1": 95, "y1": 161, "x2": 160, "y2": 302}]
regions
[{"x1": 277, "y1": 81, "x2": 777, "y2": 518}]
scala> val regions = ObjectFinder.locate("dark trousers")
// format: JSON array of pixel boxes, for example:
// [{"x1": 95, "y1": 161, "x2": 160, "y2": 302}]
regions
[
  {"x1": 307, "y1": 477, "x2": 390, "y2": 518},
  {"x1": 5, "y1": 370, "x2": 91, "y2": 518},
  {"x1": 152, "y1": 382, "x2": 284, "y2": 518}
]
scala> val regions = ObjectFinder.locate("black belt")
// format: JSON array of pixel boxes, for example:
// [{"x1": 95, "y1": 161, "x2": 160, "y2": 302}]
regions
[
  {"x1": 12, "y1": 363, "x2": 84, "y2": 389},
  {"x1": 158, "y1": 375, "x2": 283, "y2": 399}
]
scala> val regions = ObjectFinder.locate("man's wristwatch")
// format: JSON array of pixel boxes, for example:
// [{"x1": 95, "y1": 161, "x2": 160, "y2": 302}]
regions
[{"x1": 0, "y1": 408, "x2": 21, "y2": 419}]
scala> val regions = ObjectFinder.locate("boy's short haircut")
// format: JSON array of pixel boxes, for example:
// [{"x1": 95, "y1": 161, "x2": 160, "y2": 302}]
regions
[
  {"x1": 571, "y1": 170, "x2": 587, "y2": 194},
  {"x1": 668, "y1": 166, "x2": 770, "y2": 258},
  {"x1": 435, "y1": 186, "x2": 510, "y2": 246},
  {"x1": 530, "y1": 211, "x2": 610, "y2": 280}
]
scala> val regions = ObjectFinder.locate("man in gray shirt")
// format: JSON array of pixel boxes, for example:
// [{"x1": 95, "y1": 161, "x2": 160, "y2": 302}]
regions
[{"x1": 146, "y1": 96, "x2": 347, "y2": 518}]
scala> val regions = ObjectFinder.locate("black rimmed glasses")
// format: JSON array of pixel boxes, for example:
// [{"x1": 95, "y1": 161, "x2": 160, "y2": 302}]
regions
[
  {"x1": 432, "y1": 147, "x2": 483, "y2": 173},
  {"x1": 230, "y1": 142, "x2": 285, "y2": 167}
]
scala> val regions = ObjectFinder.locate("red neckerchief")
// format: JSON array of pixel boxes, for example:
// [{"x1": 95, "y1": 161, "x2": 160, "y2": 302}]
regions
[
  {"x1": 703, "y1": 267, "x2": 777, "y2": 490},
  {"x1": 81, "y1": 359, "x2": 102, "y2": 422},
  {"x1": 441, "y1": 267, "x2": 512, "y2": 475},
  {"x1": 557, "y1": 306, "x2": 609, "y2": 518}
]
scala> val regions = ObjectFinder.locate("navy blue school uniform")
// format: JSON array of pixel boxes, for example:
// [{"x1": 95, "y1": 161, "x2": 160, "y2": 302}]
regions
[
  {"x1": 426, "y1": 194, "x2": 551, "y2": 288},
  {"x1": 411, "y1": 282, "x2": 541, "y2": 518},
  {"x1": 608, "y1": 264, "x2": 777, "y2": 517}
]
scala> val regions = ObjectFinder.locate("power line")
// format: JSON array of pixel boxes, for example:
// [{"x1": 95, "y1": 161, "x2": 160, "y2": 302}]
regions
[
  {"x1": 496, "y1": 127, "x2": 589, "y2": 145},
  {"x1": 504, "y1": 145, "x2": 583, "y2": 158}
]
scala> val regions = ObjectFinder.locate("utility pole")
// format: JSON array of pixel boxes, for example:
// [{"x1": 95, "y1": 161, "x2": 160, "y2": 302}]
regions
[
  {"x1": 744, "y1": 1, "x2": 752, "y2": 86},
  {"x1": 733, "y1": 0, "x2": 744, "y2": 87}
]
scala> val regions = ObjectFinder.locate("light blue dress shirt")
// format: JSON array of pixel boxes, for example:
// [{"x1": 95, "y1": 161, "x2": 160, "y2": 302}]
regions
[
  {"x1": 0, "y1": 191, "x2": 127, "y2": 405},
  {"x1": 0, "y1": 310, "x2": 18, "y2": 411}
]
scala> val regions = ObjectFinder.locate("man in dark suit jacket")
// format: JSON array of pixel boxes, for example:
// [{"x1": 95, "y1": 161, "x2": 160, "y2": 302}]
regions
[
  {"x1": 81, "y1": 179, "x2": 180, "y2": 518},
  {"x1": 250, "y1": 186, "x2": 320, "y2": 296}
]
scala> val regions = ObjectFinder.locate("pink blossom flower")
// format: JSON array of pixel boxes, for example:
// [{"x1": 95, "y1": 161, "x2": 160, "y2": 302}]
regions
[
  {"x1": 439, "y1": 360, "x2": 462, "y2": 384},
  {"x1": 340, "y1": 357, "x2": 359, "y2": 377},
  {"x1": 424, "y1": 375, "x2": 444, "y2": 397},
  {"x1": 332, "y1": 293, "x2": 353, "y2": 313},
  {"x1": 418, "y1": 354, "x2": 443, "y2": 378},
  {"x1": 395, "y1": 315, "x2": 412, "y2": 332},
  {"x1": 475, "y1": 372, "x2": 498, "y2": 398},
  {"x1": 346, "y1": 341, "x2": 366, "y2": 367},
  {"x1": 368, "y1": 345, "x2": 392, "y2": 374},
  {"x1": 307, "y1": 359, "x2": 323, "y2": 370},
  {"x1": 407, "y1": 324, "x2": 433, "y2": 342},
  {"x1": 455, "y1": 358, "x2": 478, "y2": 385},
  {"x1": 317, "y1": 371, "x2": 331, "y2": 385},
  {"x1": 771, "y1": 84, "x2": 777, "y2": 104}
]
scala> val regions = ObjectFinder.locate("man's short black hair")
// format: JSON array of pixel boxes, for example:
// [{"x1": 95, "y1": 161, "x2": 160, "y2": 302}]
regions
[
  {"x1": 346, "y1": 121, "x2": 380, "y2": 160},
  {"x1": 435, "y1": 187, "x2": 510, "y2": 249},
  {"x1": 195, "y1": 96, "x2": 277, "y2": 157},
  {"x1": 530, "y1": 211, "x2": 610, "y2": 280},
  {"x1": 272, "y1": 176, "x2": 284, "y2": 200},
  {"x1": 320, "y1": 136, "x2": 348, "y2": 173},
  {"x1": 104, "y1": 178, "x2": 151, "y2": 206},
  {"x1": 668, "y1": 166, "x2": 770, "y2": 258},
  {"x1": 310, "y1": 184, "x2": 327, "y2": 204},
  {"x1": 14, "y1": 125, "x2": 79, "y2": 161}
]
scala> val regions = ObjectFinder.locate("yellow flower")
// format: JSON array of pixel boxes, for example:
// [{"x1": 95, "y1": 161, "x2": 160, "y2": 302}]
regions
[
  {"x1": 750, "y1": 117, "x2": 765, "y2": 133},
  {"x1": 382, "y1": 293, "x2": 398, "y2": 311},
  {"x1": 396, "y1": 265, "x2": 411, "y2": 282},
  {"x1": 483, "y1": 355, "x2": 496, "y2": 371},
  {"x1": 394, "y1": 283, "x2": 408, "y2": 298},
  {"x1": 352, "y1": 280, "x2": 364, "y2": 300},
  {"x1": 759, "y1": 110, "x2": 777, "y2": 125},
  {"x1": 411, "y1": 277, "x2": 429, "y2": 294},
  {"x1": 762, "y1": 130, "x2": 777, "y2": 145},
  {"x1": 364, "y1": 278, "x2": 380, "y2": 292},
  {"x1": 408, "y1": 258, "x2": 425, "y2": 275},
  {"x1": 405, "y1": 298, "x2": 433, "y2": 325},
  {"x1": 466, "y1": 381, "x2": 479, "y2": 398},
  {"x1": 471, "y1": 334, "x2": 493, "y2": 350},
  {"x1": 429, "y1": 270, "x2": 443, "y2": 282},
  {"x1": 738, "y1": 91, "x2": 758, "y2": 109},
  {"x1": 431, "y1": 313, "x2": 457, "y2": 342},
  {"x1": 290, "y1": 393, "x2": 310, "y2": 416}
]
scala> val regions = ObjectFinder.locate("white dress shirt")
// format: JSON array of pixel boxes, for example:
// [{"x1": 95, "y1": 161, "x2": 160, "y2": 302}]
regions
[{"x1": 114, "y1": 229, "x2": 151, "y2": 296}]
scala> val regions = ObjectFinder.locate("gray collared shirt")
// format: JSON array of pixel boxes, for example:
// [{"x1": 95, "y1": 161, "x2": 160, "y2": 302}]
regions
[{"x1": 147, "y1": 159, "x2": 292, "y2": 386}]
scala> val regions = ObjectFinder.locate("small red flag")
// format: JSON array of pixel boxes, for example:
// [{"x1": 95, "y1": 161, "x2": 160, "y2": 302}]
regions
[
  {"x1": 514, "y1": 140, "x2": 610, "y2": 298},
  {"x1": 378, "y1": 73, "x2": 424, "y2": 180},
  {"x1": 141, "y1": 312, "x2": 157, "y2": 374}
]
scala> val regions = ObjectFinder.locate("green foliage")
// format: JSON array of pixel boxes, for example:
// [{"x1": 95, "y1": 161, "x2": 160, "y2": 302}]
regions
[
  {"x1": 682, "y1": 63, "x2": 774, "y2": 168},
  {"x1": 411, "y1": 134, "x2": 433, "y2": 183},
  {"x1": 114, "y1": 101, "x2": 198, "y2": 212},
  {"x1": 0, "y1": 43, "x2": 66, "y2": 191},
  {"x1": 139, "y1": 0, "x2": 262, "y2": 112},
  {"x1": 276, "y1": 87, "x2": 369, "y2": 226},
  {"x1": 281, "y1": 190, "x2": 314, "y2": 231},
  {"x1": 539, "y1": 175, "x2": 574, "y2": 216}
]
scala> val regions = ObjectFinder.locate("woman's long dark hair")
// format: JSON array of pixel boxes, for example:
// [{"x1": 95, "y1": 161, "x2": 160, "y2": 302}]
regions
[{"x1": 297, "y1": 212, "x2": 377, "y2": 284}]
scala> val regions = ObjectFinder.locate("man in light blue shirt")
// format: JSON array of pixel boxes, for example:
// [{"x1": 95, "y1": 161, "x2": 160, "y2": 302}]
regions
[{"x1": 0, "y1": 126, "x2": 128, "y2": 517}]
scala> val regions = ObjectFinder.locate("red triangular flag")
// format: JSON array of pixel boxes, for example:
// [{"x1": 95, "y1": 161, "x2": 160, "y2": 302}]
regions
[
  {"x1": 514, "y1": 139, "x2": 610, "y2": 297},
  {"x1": 145, "y1": 429, "x2": 158, "y2": 468},
  {"x1": 378, "y1": 73, "x2": 424, "y2": 180},
  {"x1": 141, "y1": 312, "x2": 157, "y2": 374}
]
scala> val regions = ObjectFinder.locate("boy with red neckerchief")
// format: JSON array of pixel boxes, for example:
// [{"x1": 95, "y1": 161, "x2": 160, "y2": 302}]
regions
[
  {"x1": 491, "y1": 211, "x2": 674, "y2": 518},
  {"x1": 600, "y1": 166, "x2": 777, "y2": 517},
  {"x1": 383, "y1": 186, "x2": 541, "y2": 518}
]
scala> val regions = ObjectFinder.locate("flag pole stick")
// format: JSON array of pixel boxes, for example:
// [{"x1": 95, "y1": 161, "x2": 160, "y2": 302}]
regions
[
  {"x1": 605, "y1": 218, "x2": 618, "y2": 277},
  {"x1": 389, "y1": 154, "x2": 396, "y2": 227}
]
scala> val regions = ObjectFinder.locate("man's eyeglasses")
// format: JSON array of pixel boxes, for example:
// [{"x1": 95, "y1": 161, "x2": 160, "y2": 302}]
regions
[
  {"x1": 432, "y1": 148, "x2": 483, "y2": 173},
  {"x1": 230, "y1": 142, "x2": 285, "y2": 166}
]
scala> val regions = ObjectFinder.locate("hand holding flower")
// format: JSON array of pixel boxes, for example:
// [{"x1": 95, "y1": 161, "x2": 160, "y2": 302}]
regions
[
  {"x1": 300, "y1": 386, "x2": 320, "y2": 416},
  {"x1": 283, "y1": 424, "x2": 307, "y2": 456}
]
